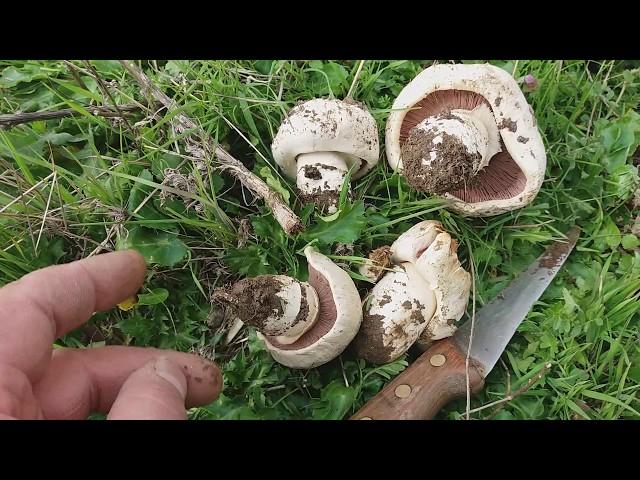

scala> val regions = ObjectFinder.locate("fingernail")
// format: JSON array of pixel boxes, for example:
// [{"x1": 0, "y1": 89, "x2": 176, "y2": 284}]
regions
[{"x1": 154, "y1": 357, "x2": 188, "y2": 399}]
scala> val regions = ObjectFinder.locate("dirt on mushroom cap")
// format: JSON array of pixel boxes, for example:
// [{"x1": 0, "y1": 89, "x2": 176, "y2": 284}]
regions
[
  {"x1": 267, "y1": 264, "x2": 338, "y2": 350},
  {"x1": 397, "y1": 88, "x2": 530, "y2": 204},
  {"x1": 364, "y1": 245, "x2": 392, "y2": 280},
  {"x1": 401, "y1": 126, "x2": 481, "y2": 194},
  {"x1": 219, "y1": 276, "x2": 286, "y2": 331},
  {"x1": 352, "y1": 312, "x2": 395, "y2": 364}
]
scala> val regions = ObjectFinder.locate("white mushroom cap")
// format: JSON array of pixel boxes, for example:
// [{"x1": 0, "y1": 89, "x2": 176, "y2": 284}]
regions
[
  {"x1": 390, "y1": 220, "x2": 444, "y2": 265},
  {"x1": 355, "y1": 220, "x2": 471, "y2": 363},
  {"x1": 415, "y1": 231, "x2": 471, "y2": 342},
  {"x1": 386, "y1": 63, "x2": 546, "y2": 217},
  {"x1": 272, "y1": 98, "x2": 379, "y2": 181},
  {"x1": 353, "y1": 262, "x2": 436, "y2": 364},
  {"x1": 259, "y1": 246, "x2": 363, "y2": 369}
]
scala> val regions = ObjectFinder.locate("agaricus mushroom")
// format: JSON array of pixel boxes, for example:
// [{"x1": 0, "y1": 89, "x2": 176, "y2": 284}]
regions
[
  {"x1": 385, "y1": 63, "x2": 546, "y2": 217},
  {"x1": 271, "y1": 98, "x2": 380, "y2": 213},
  {"x1": 353, "y1": 220, "x2": 471, "y2": 364},
  {"x1": 213, "y1": 246, "x2": 362, "y2": 369}
]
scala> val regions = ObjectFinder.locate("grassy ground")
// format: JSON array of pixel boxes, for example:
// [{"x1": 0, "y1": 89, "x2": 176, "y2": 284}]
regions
[{"x1": 0, "y1": 60, "x2": 639, "y2": 420}]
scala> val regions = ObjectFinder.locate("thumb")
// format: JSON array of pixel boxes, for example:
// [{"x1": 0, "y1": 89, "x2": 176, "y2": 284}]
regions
[{"x1": 107, "y1": 357, "x2": 190, "y2": 420}]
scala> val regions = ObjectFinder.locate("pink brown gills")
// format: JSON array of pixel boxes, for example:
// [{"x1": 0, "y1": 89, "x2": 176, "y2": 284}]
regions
[{"x1": 399, "y1": 90, "x2": 524, "y2": 202}]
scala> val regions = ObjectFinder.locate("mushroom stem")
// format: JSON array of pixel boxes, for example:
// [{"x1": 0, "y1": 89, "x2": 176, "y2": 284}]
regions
[
  {"x1": 296, "y1": 152, "x2": 349, "y2": 213},
  {"x1": 212, "y1": 275, "x2": 319, "y2": 345},
  {"x1": 401, "y1": 104, "x2": 501, "y2": 194}
]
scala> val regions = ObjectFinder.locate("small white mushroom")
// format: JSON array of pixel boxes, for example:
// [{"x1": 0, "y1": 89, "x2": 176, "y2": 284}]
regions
[
  {"x1": 386, "y1": 63, "x2": 546, "y2": 217},
  {"x1": 213, "y1": 246, "x2": 362, "y2": 369},
  {"x1": 272, "y1": 98, "x2": 380, "y2": 213},
  {"x1": 353, "y1": 220, "x2": 471, "y2": 364}
]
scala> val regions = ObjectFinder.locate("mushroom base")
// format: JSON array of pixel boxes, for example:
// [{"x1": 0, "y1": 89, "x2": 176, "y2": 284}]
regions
[
  {"x1": 213, "y1": 276, "x2": 285, "y2": 330},
  {"x1": 399, "y1": 89, "x2": 528, "y2": 203},
  {"x1": 401, "y1": 125, "x2": 481, "y2": 194},
  {"x1": 296, "y1": 152, "x2": 351, "y2": 213}
]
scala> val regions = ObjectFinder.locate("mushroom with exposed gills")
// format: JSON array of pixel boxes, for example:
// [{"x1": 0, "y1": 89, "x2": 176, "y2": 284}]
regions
[
  {"x1": 385, "y1": 63, "x2": 546, "y2": 217},
  {"x1": 213, "y1": 246, "x2": 362, "y2": 369},
  {"x1": 271, "y1": 98, "x2": 380, "y2": 213},
  {"x1": 353, "y1": 221, "x2": 471, "y2": 364}
]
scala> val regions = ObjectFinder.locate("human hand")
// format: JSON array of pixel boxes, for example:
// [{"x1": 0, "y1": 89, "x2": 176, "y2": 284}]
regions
[{"x1": 0, "y1": 250, "x2": 222, "y2": 420}]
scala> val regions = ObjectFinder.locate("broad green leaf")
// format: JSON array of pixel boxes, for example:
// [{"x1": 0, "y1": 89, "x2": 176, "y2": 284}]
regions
[
  {"x1": 137, "y1": 288, "x2": 170, "y2": 305},
  {"x1": 303, "y1": 201, "x2": 366, "y2": 245},
  {"x1": 308, "y1": 61, "x2": 349, "y2": 96},
  {"x1": 0, "y1": 64, "x2": 49, "y2": 88},
  {"x1": 254, "y1": 60, "x2": 273, "y2": 75},
  {"x1": 118, "y1": 314, "x2": 158, "y2": 345},
  {"x1": 311, "y1": 379, "x2": 356, "y2": 420},
  {"x1": 150, "y1": 152, "x2": 182, "y2": 178},
  {"x1": 91, "y1": 60, "x2": 123, "y2": 75},
  {"x1": 224, "y1": 244, "x2": 276, "y2": 276},
  {"x1": 126, "y1": 169, "x2": 163, "y2": 220},
  {"x1": 606, "y1": 164, "x2": 639, "y2": 201},
  {"x1": 117, "y1": 227, "x2": 188, "y2": 267},
  {"x1": 593, "y1": 216, "x2": 621, "y2": 251},
  {"x1": 621, "y1": 234, "x2": 640, "y2": 250},
  {"x1": 252, "y1": 215, "x2": 285, "y2": 246},
  {"x1": 41, "y1": 132, "x2": 85, "y2": 145}
]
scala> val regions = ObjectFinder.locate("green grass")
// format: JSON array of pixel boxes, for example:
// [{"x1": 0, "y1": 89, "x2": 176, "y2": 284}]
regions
[{"x1": 1, "y1": 59, "x2": 639, "y2": 420}]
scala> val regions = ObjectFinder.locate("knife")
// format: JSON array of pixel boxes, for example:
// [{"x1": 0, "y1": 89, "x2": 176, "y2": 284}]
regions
[{"x1": 351, "y1": 226, "x2": 581, "y2": 420}]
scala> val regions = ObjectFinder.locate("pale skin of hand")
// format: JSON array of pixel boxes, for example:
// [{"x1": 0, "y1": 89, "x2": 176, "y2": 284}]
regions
[{"x1": 0, "y1": 250, "x2": 223, "y2": 420}]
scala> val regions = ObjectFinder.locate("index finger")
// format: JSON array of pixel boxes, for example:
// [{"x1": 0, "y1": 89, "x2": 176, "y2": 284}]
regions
[{"x1": 0, "y1": 250, "x2": 146, "y2": 382}]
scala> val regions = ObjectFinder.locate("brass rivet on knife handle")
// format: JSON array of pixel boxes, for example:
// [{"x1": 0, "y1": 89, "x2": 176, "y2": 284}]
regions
[
  {"x1": 350, "y1": 338, "x2": 485, "y2": 420},
  {"x1": 394, "y1": 384, "x2": 412, "y2": 398},
  {"x1": 429, "y1": 354, "x2": 446, "y2": 367}
]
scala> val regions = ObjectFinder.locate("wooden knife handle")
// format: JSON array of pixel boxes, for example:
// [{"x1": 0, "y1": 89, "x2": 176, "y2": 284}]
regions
[{"x1": 351, "y1": 338, "x2": 485, "y2": 420}]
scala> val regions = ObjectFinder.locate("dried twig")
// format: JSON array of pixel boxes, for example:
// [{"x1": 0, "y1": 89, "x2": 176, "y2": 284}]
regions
[
  {"x1": 63, "y1": 60, "x2": 89, "y2": 90},
  {"x1": 83, "y1": 61, "x2": 144, "y2": 155},
  {"x1": 0, "y1": 104, "x2": 141, "y2": 129},
  {"x1": 465, "y1": 362, "x2": 553, "y2": 418},
  {"x1": 119, "y1": 60, "x2": 303, "y2": 235}
]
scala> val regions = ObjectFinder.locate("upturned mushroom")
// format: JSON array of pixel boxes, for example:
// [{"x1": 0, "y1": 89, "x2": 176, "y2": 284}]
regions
[
  {"x1": 271, "y1": 98, "x2": 380, "y2": 213},
  {"x1": 385, "y1": 63, "x2": 546, "y2": 217},
  {"x1": 213, "y1": 246, "x2": 362, "y2": 369},
  {"x1": 353, "y1": 221, "x2": 471, "y2": 364}
]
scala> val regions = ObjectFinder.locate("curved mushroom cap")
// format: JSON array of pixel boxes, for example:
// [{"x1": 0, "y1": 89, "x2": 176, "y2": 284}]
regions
[
  {"x1": 259, "y1": 246, "x2": 363, "y2": 369},
  {"x1": 415, "y1": 231, "x2": 471, "y2": 343},
  {"x1": 386, "y1": 63, "x2": 546, "y2": 217},
  {"x1": 390, "y1": 220, "x2": 444, "y2": 265},
  {"x1": 272, "y1": 98, "x2": 380, "y2": 181},
  {"x1": 353, "y1": 262, "x2": 437, "y2": 364},
  {"x1": 356, "y1": 220, "x2": 471, "y2": 360}
]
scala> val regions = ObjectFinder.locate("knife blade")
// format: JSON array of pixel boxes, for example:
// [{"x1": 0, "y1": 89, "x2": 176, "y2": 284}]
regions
[{"x1": 351, "y1": 226, "x2": 580, "y2": 420}]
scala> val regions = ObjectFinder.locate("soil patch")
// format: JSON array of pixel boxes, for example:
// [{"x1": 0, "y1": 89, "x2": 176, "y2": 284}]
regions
[
  {"x1": 213, "y1": 276, "x2": 284, "y2": 331},
  {"x1": 353, "y1": 313, "x2": 395, "y2": 364},
  {"x1": 401, "y1": 127, "x2": 480, "y2": 194}
]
